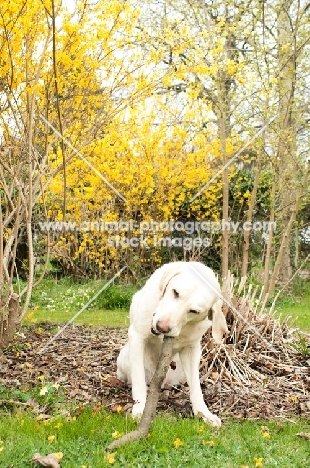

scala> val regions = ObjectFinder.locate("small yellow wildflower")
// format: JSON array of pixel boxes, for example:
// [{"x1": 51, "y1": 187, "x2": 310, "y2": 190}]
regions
[
  {"x1": 54, "y1": 453, "x2": 63, "y2": 460},
  {"x1": 40, "y1": 386, "x2": 48, "y2": 396},
  {"x1": 0, "y1": 447, "x2": 3, "y2": 453},
  {"x1": 116, "y1": 405, "x2": 122, "y2": 414},
  {"x1": 36, "y1": 327, "x2": 43, "y2": 334},
  {"x1": 173, "y1": 438, "x2": 183, "y2": 448},
  {"x1": 203, "y1": 440, "x2": 215, "y2": 447},
  {"x1": 107, "y1": 453, "x2": 116, "y2": 464},
  {"x1": 38, "y1": 375, "x2": 44, "y2": 381},
  {"x1": 198, "y1": 425, "x2": 205, "y2": 433},
  {"x1": 290, "y1": 395, "x2": 297, "y2": 403},
  {"x1": 54, "y1": 422, "x2": 63, "y2": 429},
  {"x1": 25, "y1": 342, "x2": 31, "y2": 347},
  {"x1": 47, "y1": 435, "x2": 56, "y2": 442},
  {"x1": 52, "y1": 383, "x2": 60, "y2": 390},
  {"x1": 72, "y1": 416, "x2": 77, "y2": 421},
  {"x1": 254, "y1": 458, "x2": 263, "y2": 467},
  {"x1": 111, "y1": 431, "x2": 122, "y2": 439},
  {"x1": 261, "y1": 432, "x2": 270, "y2": 439}
]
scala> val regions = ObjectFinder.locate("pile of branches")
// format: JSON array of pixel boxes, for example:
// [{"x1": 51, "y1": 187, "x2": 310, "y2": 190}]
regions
[{"x1": 196, "y1": 273, "x2": 310, "y2": 419}]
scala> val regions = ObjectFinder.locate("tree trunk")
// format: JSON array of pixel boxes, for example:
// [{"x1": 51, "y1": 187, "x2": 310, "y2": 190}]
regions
[
  {"x1": 262, "y1": 173, "x2": 276, "y2": 299},
  {"x1": 275, "y1": 0, "x2": 297, "y2": 283},
  {"x1": 241, "y1": 152, "x2": 262, "y2": 277},
  {"x1": 268, "y1": 160, "x2": 310, "y2": 295},
  {"x1": 0, "y1": 294, "x2": 21, "y2": 350}
]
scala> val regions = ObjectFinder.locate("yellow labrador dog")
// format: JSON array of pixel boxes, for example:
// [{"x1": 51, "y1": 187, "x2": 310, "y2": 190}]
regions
[{"x1": 117, "y1": 261, "x2": 228, "y2": 427}]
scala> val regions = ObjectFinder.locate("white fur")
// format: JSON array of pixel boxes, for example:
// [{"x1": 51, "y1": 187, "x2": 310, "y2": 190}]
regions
[{"x1": 117, "y1": 261, "x2": 228, "y2": 427}]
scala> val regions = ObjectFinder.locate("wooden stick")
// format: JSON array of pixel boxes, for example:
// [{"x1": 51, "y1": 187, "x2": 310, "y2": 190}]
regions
[{"x1": 106, "y1": 336, "x2": 174, "y2": 451}]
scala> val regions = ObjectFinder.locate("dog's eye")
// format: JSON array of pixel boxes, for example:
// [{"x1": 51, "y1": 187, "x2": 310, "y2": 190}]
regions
[
  {"x1": 172, "y1": 289, "x2": 179, "y2": 298},
  {"x1": 189, "y1": 309, "x2": 199, "y2": 314}
]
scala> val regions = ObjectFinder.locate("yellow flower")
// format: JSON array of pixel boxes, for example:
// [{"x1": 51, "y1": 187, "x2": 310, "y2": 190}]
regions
[
  {"x1": 290, "y1": 395, "x2": 297, "y2": 403},
  {"x1": 116, "y1": 405, "x2": 122, "y2": 413},
  {"x1": 52, "y1": 383, "x2": 60, "y2": 390},
  {"x1": 111, "y1": 431, "x2": 122, "y2": 439},
  {"x1": 261, "y1": 432, "x2": 270, "y2": 438},
  {"x1": 203, "y1": 440, "x2": 215, "y2": 447},
  {"x1": 240, "y1": 466, "x2": 249, "y2": 468},
  {"x1": 254, "y1": 458, "x2": 263, "y2": 467},
  {"x1": 173, "y1": 438, "x2": 183, "y2": 448},
  {"x1": 40, "y1": 386, "x2": 48, "y2": 396},
  {"x1": 107, "y1": 453, "x2": 115, "y2": 464},
  {"x1": 54, "y1": 453, "x2": 63, "y2": 460},
  {"x1": 0, "y1": 447, "x2": 3, "y2": 453},
  {"x1": 198, "y1": 425, "x2": 205, "y2": 433},
  {"x1": 54, "y1": 422, "x2": 63, "y2": 429},
  {"x1": 38, "y1": 375, "x2": 45, "y2": 381},
  {"x1": 36, "y1": 327, "x2": 43, "y2": 334},
  {"x1": 48, "y1": 435, "x2": 56, "y2": 442}
]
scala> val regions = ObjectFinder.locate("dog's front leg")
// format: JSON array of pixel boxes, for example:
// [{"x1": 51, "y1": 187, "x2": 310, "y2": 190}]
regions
[
  {"x1": 179, "y1": 345, "x2": 221, "y2": 427},
  {"x1": 128, "y1": 327, "x2": 147, "y2": 418}
]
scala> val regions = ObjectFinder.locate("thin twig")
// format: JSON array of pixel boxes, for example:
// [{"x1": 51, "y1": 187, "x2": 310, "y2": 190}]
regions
[{"x1": 106, "y1": 336, "x2": 174, "y2": 450}]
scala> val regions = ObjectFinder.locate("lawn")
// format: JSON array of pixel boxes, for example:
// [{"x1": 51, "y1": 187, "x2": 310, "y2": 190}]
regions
[
  {"x1": 0, "y1": 275, "x2": 308, "y2": 467},
  {"x1": 23, "y1": 277, "x2": 137, "y2": 327},
  {"x1": 22, "y1": 276, "x2": 310, "y2": 330},
  {"x1": 275, "y1": 279, "x2": 310, "y2": 331},
  {"x1": 0, "y1": 406, "x2": 309, "y2": 467}
]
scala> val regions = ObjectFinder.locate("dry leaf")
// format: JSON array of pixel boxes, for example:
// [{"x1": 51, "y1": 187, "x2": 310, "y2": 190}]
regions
[
  {"x1": 32, "y1": 452, "x2": 63, "y2": 467},
  {"x1": 36, "y1": 414, "x2": 52, "y2": 421},
  {"x1": 296, "y1": 432, "x2": 310, "y2": 440}
]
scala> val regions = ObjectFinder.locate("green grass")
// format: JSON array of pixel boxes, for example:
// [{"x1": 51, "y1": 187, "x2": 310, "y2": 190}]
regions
[
  {"x1": 23, "y1": 275, "x2": 310, "y2": 332},
  {"x1": 0, "y1": 407, "x2": 309, "y2": 467},
  {"x1": 23, "y1": 278, "x2": 137, "y2": 327},
  {"x1": 274, "y1": 278, "x2": 310, "y2": 331}
]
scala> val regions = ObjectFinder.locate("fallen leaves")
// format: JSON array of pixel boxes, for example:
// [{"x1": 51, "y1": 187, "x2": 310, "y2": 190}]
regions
[
  {"x1": 32, "y1": 452, "x2": 63, "y2": 468},
  {"x1": 295, "y1": 432, "x2": 310, "y2": 440},
  {"x1": 0, "y1": 324, "x2": 309, "y2": 421}
]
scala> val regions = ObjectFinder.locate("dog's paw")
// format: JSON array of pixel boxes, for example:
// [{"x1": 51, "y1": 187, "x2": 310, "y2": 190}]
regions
[
  {"x1": 131, "y1": 402, "x2": 145, "y2": 419},
  {"x1": 198, "y1": 411, "x2": 222, "y2": 428}
]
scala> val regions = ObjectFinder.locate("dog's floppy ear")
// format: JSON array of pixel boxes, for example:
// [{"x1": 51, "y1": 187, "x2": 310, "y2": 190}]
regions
[
  {"x1": 159, "y1": 264, "x2": 183, "y2": 298},
  {"x1": 210, "y1": 299, "x2": 228, "y2": 344}
]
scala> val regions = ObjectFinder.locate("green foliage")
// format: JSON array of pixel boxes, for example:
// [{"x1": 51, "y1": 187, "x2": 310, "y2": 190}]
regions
[
  {"x1": 95, "y1": 284, "x2": 137, "y2": 310},
  {"x1": 289, "y1": 333, "x2": 310, "y2": 356}
]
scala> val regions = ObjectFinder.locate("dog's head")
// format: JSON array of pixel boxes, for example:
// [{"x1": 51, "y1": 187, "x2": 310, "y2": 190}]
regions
[{"x1": 151, "y1": 262, "x2": 228, "y2": 342}]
